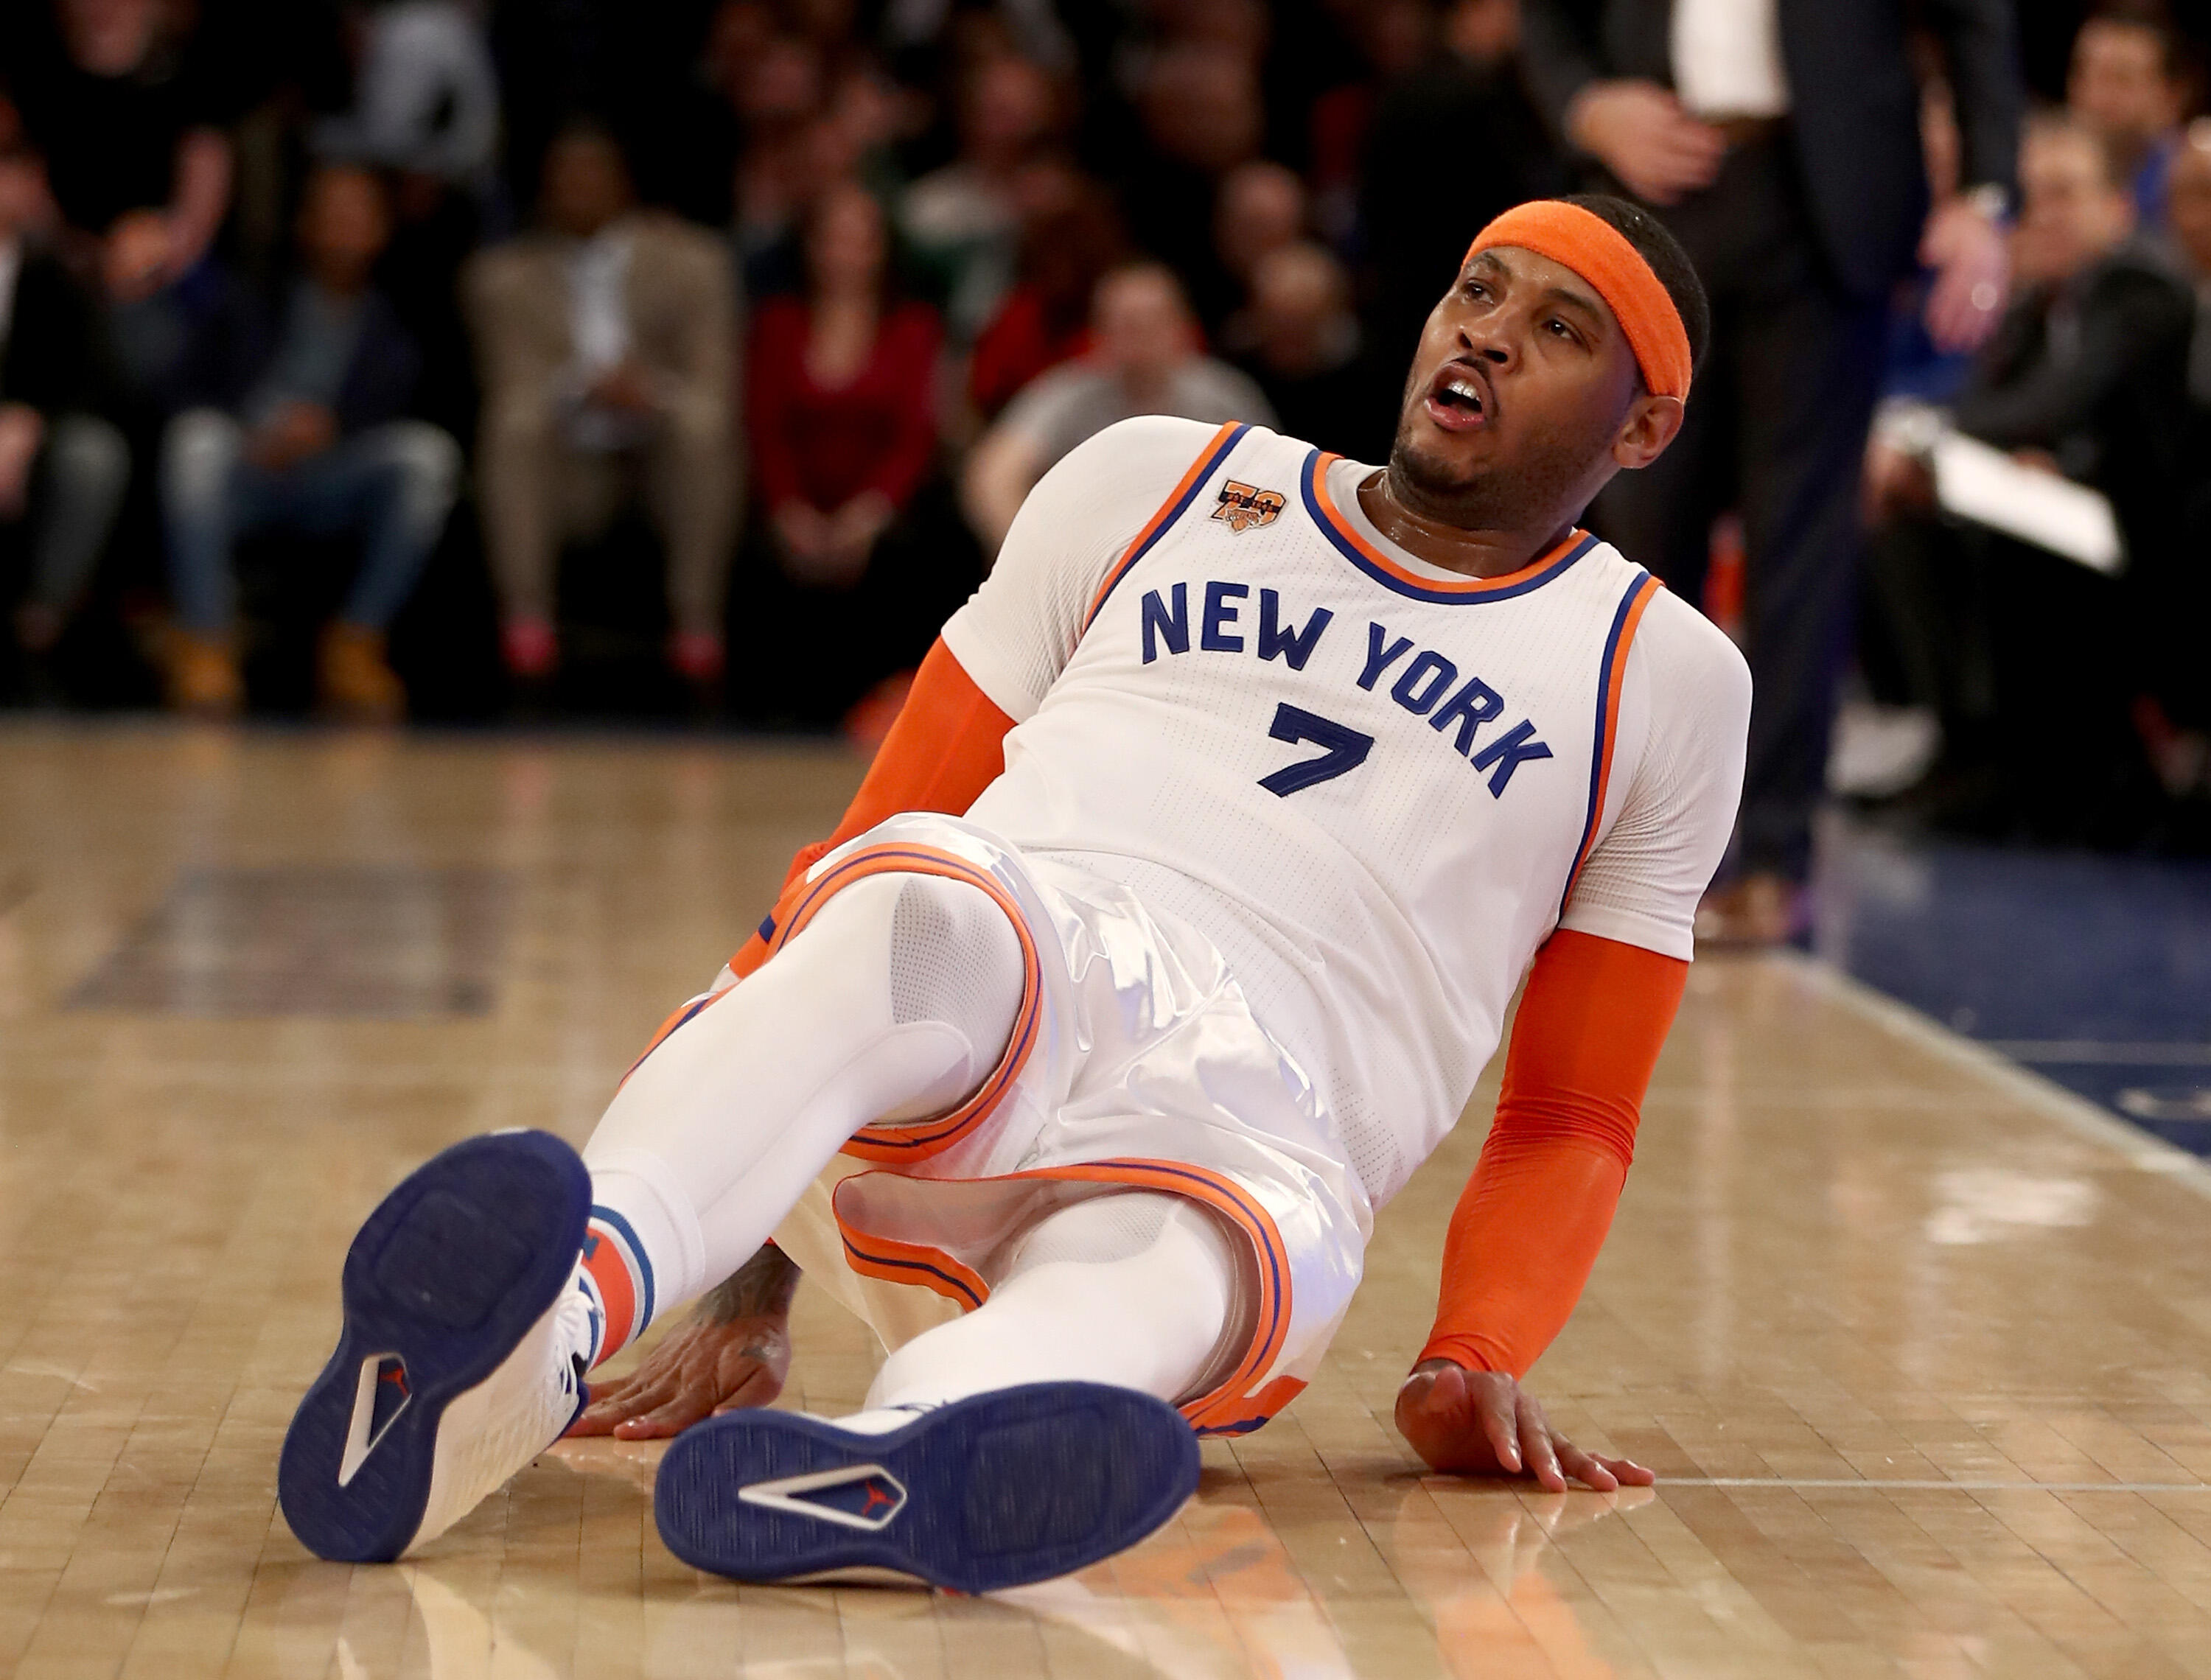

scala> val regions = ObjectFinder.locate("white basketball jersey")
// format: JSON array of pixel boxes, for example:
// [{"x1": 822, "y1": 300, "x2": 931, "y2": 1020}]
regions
[{"x1": 947, "y1": 417, "x2": 1747, "y2": 1206}]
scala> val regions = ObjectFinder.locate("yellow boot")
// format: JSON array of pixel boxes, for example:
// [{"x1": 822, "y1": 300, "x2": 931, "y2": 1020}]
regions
[
  {"x1": 164, "y1": 629, "x2": 244, "y2": 718},
  {"x1": 318, "y1": 623, "x2": 407, "y2": 724}
]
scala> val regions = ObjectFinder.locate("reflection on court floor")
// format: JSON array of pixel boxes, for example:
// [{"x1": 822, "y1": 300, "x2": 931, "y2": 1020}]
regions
[
  {"x1": 1, "y1": 722, "x2": 2207, "y2": 1678},
  {"x1": 70, "y1": 866, "x2": 512, "y2": 1018}
]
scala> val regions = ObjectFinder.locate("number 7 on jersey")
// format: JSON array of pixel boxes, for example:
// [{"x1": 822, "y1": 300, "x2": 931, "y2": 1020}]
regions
[{"x1": 1259, "y1": 703, "x2": 1375, "y2": 797}]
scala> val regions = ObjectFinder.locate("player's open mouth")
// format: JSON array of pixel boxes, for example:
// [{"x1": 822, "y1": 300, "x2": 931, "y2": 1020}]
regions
[{"x1": 1423, "y1": 363, "x2": 1491, "y2": 433}]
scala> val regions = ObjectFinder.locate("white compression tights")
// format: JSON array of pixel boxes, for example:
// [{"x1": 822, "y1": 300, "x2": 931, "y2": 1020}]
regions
[
  {"x1": 580, "y1": 869, "x2": 1239, "y2": 1411},
  {"x1": 867, "y1": 1189, "x2": 1240, "y2": 1410}
]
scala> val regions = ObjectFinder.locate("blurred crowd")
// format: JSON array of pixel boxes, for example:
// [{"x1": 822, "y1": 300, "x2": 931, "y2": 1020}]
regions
[
  {"x1": 1, "y1": 0, "x2": 2210, "y2": 895},
  {"x1": 1856, "y1": 10, "x2": 2211, "y2": 862},
  {"x1": 0, "y1": 0, "x2": 1520, "y2": 732}
]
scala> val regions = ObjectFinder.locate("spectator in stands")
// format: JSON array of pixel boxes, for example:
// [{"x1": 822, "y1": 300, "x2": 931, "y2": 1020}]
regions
[
  {"x1": 965, "y1": 161, "x2": 1122, "y2": 424},
  {"x1": 1117, "y1": 46, "x2": 1266, "y2": 331},
  {"x1": 2069, "y1": 1, "x2": 2193, "y2": 231},
  {"x1": 961, "y1": 261, "x2": 1272, "y2": 551},
  {"x1": 1953, "y1": 113, "x2": 2188, "y2": 537},
  {"x1": 1359, "y1": 0, "x2": 1562, "y2": 379},
  {"x1": 1865, "y1": 113, "x2": 2190, "y2": 839},
  {"x1": 749, "y1": 181, "x2": 940, "y2": 603},
  {"x1": 1213, "y1": 162, "x2": 1307, "y2": 315},
  {"x1": 901, "y1": 55, "x2": 1059, "y2": 343},
  {"x1": 1229, "y1": 242, "x2": 1368, "y2": 456},
  {"x1": 2147, "y1": 119, "x2": 2211, "y2": 794},
  {"x1": 1521, "y1": 0, "x2": 2022, "y2": 942},
  {"x1": 1870, "y1": 80, "x2": 1983, "y2": 414},
  {"x1": 638, "y1": 0, "x2": 769, "y2": 227},
  {"x1": 727, "y1": 46, "x2": 905, "y2": 301},
  {"x1": 1985, "y1": 111, "x2": 2187, "y2": 834},
  {"x1": 465, "y1": 122, "x2": 738, "y2": 691},
  {"x1": 158, "y1": 164, "x2": 461, "y2": 722},
  {"x1": 738, "y1": 180, "x2": 961, "y2": 727},
  {"x1": 0, "y1": 114, "x2": 130, "y2": 673},
  {"x1": 315, "y1": 2, "x2": 503, "y2": 443},
  {"x1": 314, "y1": 1, "x2": 502, "y2": 191},
  {"x1": 1304, "y1": 0, "x2": 1432, "y2": 246},
  {"x1": 730, "y1": 36, "x2": 828, "y2": 280},
  {"x1": 486, "y1": 0, "x2": 725, "y2": 220},
  {"x1": 879, "y1": 0, "x2": 1073, "y2": 88},
  {"x1": 9, "y1": 0, "x2": 234, "y2": 413},
  {"x1": 2170, "y1": 120, "x2": 2211, "y2": 385}
]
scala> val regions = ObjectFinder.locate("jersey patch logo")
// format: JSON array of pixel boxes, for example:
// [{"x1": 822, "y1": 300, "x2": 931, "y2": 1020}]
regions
[{"x1": 1212, "y1": 480, "x2": 1285, "y2": 533}]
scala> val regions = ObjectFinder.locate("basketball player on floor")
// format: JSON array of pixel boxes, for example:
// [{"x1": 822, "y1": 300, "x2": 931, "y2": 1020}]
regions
[{"x1": 280, "y1": 195, "x2": 1750, "y2": 1591}]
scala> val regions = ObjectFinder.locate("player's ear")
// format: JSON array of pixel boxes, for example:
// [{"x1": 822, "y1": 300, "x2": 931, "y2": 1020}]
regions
[{"x1": 1612, "y1": 392, "x2": 1685, "y2": 471}]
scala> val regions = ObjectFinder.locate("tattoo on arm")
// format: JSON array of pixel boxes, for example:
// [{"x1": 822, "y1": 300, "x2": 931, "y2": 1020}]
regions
[{"x1": 699, "y1": 1245, "x2": 802, "y2": 1324}]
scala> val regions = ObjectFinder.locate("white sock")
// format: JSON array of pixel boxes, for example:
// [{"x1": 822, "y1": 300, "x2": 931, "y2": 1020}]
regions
[{"x1": 580, "y1": 869, "x2": 1024, "y2": 1354}]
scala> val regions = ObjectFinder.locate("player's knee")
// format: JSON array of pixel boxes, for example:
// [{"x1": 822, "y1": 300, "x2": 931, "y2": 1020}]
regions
[
  {"x1": 881, "y1": 872, "x2": 1023, "y2": 1069},
  {"x1": 764, "y1": 866, "x2": 1023, "y2": 1102}
]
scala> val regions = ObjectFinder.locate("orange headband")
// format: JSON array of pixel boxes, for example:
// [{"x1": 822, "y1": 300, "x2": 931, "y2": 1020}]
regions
[{"x1": 1464, "y1": 201, "x2": 1692, "y2": 400}]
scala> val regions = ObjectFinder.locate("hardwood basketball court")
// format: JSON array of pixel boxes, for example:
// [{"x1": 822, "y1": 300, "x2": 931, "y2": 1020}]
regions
[{"x1": 1, "y1": 721, "x2": 2207, "y2": 1678}]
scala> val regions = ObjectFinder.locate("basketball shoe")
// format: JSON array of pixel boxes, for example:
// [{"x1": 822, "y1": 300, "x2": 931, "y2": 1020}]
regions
[
  {"x1": 279, "y1": 1130, "x2": 599, "y2": 1562},
  {"x1": 654, "y1": 1382, "x2": 1201, "y2": 1591}
]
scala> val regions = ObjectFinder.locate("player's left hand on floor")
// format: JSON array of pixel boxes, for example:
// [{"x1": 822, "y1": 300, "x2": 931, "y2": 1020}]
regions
[
  {"x1": 566, "y1": 1309, "x2": 792, "y2": 1440},
  {"x1": 1394, "y1": 1359, "x2": 1654, "y2": 1492}
]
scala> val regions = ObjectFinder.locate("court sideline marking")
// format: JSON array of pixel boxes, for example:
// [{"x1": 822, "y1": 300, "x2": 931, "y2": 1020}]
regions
[
  {"x1": 1982, "y1": 1040, "x2": 2211, "y2": 1065},
  {"x1": 1779, "y1": 951, "x2": 2211, "y2": 1203},
  {"x1": 1660, "y1": 1478, "x2": 2209, "y2": 1493}
]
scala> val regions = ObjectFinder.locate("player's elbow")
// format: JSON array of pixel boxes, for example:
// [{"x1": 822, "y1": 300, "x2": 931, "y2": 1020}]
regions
[{"x1": 1486, "y1": 1093, "x2": 1640, "y2": 1173}]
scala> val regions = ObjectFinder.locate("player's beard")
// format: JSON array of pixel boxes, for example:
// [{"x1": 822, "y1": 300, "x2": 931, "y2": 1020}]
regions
[{"x1": 1384, "y1": 374, "x2": 1602, "y2": 535}]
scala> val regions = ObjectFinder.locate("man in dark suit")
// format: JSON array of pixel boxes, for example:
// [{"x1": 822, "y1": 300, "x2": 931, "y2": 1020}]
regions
[{"x1": 1520, "y1": 0, "x2": 2023, "y2": 940}]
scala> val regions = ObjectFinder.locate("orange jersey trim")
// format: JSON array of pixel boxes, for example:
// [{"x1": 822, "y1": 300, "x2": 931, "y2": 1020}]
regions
[
  {"x1": 756, "y1": 841, "x2": 1044, "y2": 1164},
  {"x1": 838, "y1": 1222, "x2": 991, "y2": 1311},
  {"x1": 1302, "y1": 452, "x2": 1598, "y2": 603},
  {"x1": 831, "y1": 1158, "x2": 1299, "y2": 1437},
  {"x1": 1559, "y1": 570, "x2": 1663, "y2": 916},
  {"x1": 1080, "y1": 421, "x2": 1251, "y2": 630}
]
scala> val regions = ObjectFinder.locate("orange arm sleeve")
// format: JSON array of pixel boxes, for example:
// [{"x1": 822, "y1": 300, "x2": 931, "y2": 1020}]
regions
[
  {"x1": 1418, "y1": 928, "x2": 1688, "y2": 1379},
  {"x1": 729, "y1": 637, "x2": 1016, "y2": 977}
]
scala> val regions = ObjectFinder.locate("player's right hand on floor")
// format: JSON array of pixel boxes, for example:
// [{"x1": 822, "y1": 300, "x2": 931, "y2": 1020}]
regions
[
  {"x1": 566, "y1": 1307, "x2": 792, "y2": 1439},
  {"x1": 1395, "y1": 1360, "x2": 1655, "y2": 1493}
]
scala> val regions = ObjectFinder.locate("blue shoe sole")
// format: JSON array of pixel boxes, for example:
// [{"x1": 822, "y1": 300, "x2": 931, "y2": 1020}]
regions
[
  {"x1": 654, "y1": 1382, "x2": 1201, "y2": 1592},
  {"x1": 277, "y1": 1130, "x2": 592, "y2": 1563}
]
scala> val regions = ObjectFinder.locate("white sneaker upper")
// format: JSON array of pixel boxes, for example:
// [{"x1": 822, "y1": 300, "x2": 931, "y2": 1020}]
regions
[
  {"x1": 825, "y1": 1404, "x2": 936, "y2": 1437},
  {"x1": 403, "y1": 1270, "x2": 598, "y2": 1555}
]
